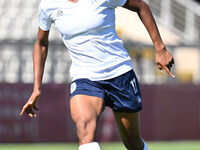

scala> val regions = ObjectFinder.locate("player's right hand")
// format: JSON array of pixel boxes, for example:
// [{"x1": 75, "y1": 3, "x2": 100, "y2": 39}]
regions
[{"x1": 20, "y1": 91, "x2": 41, "y2": 118}]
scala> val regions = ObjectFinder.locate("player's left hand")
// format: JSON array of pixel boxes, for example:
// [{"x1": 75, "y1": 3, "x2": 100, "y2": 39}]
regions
[{"x1": 155, "y1": 47, "x2": 175, "y2": 78}]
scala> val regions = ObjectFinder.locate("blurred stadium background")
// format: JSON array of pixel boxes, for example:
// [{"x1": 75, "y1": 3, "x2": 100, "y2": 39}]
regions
[{"x1": 0, "y1": 0, "x2": 200, "y2": 149}]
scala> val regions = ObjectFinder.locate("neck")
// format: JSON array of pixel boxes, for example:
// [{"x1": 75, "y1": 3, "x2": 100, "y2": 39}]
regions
[{"x1": 68, "y1": 0, "x2": 79, "y2": 3}]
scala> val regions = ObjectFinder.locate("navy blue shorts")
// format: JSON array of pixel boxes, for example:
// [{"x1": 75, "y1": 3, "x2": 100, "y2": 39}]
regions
[{"x1": 70, "y1": 70, "x2": 142, "y2": 112}]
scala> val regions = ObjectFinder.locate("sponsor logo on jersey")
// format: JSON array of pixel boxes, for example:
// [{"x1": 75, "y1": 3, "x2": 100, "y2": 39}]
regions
[{"x1": 56, "y1": 10, "x2": 63, "y2": 17}]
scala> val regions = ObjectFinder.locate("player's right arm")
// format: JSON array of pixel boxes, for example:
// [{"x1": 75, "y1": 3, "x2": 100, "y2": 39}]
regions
[{"x1": 20, "y1": 28, "x2": 50, "y2": 117}]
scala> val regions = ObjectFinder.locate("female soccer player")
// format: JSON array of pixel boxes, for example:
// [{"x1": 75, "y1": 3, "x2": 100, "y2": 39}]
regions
[{"x1": 20, "y1": 0, "x2": 175, "y2": 150}]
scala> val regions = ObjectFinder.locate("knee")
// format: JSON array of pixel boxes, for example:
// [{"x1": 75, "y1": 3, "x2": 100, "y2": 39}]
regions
[
  {"x1": 76, "y1": 120, "x2": 93, "y2": 135},
  {"x1": 122, "y1": 136, "x2": 143, "y2": 150},
  {"x1": 75, "y1": 119, "x2": 97, "y2": 145}
]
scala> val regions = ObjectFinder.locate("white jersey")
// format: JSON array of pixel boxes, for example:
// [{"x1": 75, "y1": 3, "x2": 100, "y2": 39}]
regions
[{"x1": 38, "y1": 0, "x2": 133, "y2": 81}]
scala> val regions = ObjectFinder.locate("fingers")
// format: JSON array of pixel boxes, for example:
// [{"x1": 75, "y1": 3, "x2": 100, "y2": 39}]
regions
[
  {"x1": 167, "y1": 58, "x2": 174, "y2": 69},
  {"x1": 171, "y1": 58, "x2": 175, "y2": 65},
  {"x1": 20, "y1": 103, "x2": 39, "y2": 118},
  {"x1": 157, "y1": 60, "x2": 175, "y2": 78},
  {"x1": 157, "y1": 64, "x2": 163, "y2": 72},
  {"x1": 25, "y1": 107, "x2": 36, "y2": 117},
  {"x1": 20, "y1": 105, "x2": 27, "y2": 116},
  {"x1": 20, "y1": 91, "x2": 41, "y2": 118},
  {"x1": 166, "y1": 63, "x2": 172, "y2": 70},
  {"x1": 163, "y1": 66, "x2": 175, "y2": 78},
  {"x1": 166, "y1": 58, "x2": 175, "y2": 77},
  {"x1": 33, "y1": 105, "x2": 40, "y2": 112},
  {"x1": 156, "y1": 49, "x2": 175, "y2": 77}
]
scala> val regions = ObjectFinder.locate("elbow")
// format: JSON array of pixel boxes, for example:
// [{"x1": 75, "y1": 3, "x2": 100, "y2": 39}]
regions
[
  {"x1": 35, "y1": 29, "x2": 50, "y2": 48},
  {"x1": 34, "y1": 39, "x2": 49, "y2": 55},
  {"x1": 123, "y1": 0, "x2": 147, "y2": 12},
  {"x1": 35, "y1": 38, "x2": 49, "y2": 49}
]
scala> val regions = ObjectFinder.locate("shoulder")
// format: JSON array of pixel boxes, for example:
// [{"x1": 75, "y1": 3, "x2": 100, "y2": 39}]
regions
[{"x1": 39, "y1": 0, "x2": 54, "y2": 10}]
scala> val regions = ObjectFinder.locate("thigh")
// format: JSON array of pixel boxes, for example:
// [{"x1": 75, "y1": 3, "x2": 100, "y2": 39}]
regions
[
  {"x1": 70, "y1": 95, "x2": 105, "y2": 123},
  {"x1": 70, "y1": 95, "x2": 105, "y2": 144},
  {"x1": 113, "y1": 111, "x2": 143, "y2": 150}
]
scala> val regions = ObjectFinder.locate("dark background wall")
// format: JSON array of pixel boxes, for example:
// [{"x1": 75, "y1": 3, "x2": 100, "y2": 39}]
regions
[{"x1": 0, "y1": 84, "x2": 199, "y2": 142}]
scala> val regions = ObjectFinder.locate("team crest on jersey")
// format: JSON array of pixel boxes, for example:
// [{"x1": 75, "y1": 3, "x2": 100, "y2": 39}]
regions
[
  {"x1": 56, "y1": 10, "x2": 63, "y2": 17},
  {"x1": 70, "y1": 82, "x2": 77, "y2": 94}
]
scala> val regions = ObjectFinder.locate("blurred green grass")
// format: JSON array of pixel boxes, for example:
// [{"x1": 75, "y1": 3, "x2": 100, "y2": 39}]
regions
[{"x1": 0, "y1": 141, "x2": 200, "y2": 150}]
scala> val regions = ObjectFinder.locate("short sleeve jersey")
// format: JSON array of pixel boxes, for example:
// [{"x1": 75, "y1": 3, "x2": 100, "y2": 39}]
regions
[{"x1": 38, "y1": 0, "x2": 133, "y2": 81}]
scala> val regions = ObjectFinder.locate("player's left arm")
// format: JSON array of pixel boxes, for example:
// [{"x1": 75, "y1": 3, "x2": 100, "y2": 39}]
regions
[{"x1": 123, "y1": 0, "x2": 175, "y2": 77}]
